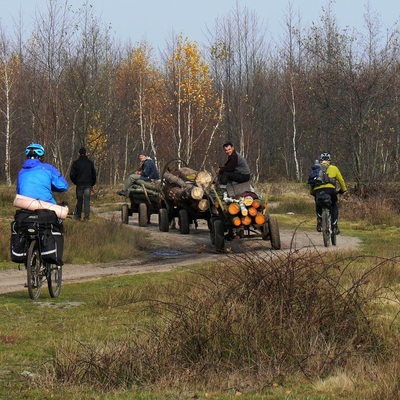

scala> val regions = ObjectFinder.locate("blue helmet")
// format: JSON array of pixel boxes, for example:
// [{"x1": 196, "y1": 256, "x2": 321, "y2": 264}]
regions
[{"x1": 25, "y1": 143, "x2": 45, "y2": 158}]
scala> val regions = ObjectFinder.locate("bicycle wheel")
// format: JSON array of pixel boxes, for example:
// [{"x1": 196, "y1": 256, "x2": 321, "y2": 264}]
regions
[
  {"x1": 26, "y1": 239, "x2": 44, "y2": 300},
  {"x1": 321, "y1": 209, "x2": 330, "y2": 248},
  {"x1": 47, "y1": 263, "x2": 62, "y2": 298},
  {"x1": 331, "y1": 218, "x2": 337, "y2": 246}
]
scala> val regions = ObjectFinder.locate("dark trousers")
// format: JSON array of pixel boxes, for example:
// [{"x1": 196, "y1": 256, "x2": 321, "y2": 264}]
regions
[
  {"x1": 314, "y1": 188, "x2": 339, "y2": 226},
  {"x1": 75, "y1": 186, "x2": 92, "y2": 219},
  {"x1": 219, "y1": 172, "x2": 250, "y2": 185}
]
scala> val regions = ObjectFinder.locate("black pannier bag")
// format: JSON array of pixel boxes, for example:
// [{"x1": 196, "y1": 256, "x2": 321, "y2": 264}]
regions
[
  {"x1": 10, "y1": 210, "x2": 39, "y2": 263},
  {"x1": 315, "y1": 190, "x2": 332, "y2": 208},
  {"x1": 10, "y1": 209, "x2": 64, "y2": 265}
]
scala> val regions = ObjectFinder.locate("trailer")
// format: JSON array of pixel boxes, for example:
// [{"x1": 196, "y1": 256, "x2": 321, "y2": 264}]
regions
[
  {"x1": 207, "y1": 181, "x2": 281, "y2": 252},
  {"x1": 120, "y1": 180, "x2": 163, "y2": 227},
  {"x1": 158, "y1": 159, "x2": 212, "y2": 234}
]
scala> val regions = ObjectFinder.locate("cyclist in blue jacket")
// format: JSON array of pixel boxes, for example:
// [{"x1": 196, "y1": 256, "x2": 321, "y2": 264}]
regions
[{"x1": 17, "y1": 143, "x2": 68, "y2": 204}]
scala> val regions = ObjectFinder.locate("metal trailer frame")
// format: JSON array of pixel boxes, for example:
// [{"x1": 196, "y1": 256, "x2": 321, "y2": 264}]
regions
[{"x1": 207, "y1": 182, "x2": 281, "y2": 252}]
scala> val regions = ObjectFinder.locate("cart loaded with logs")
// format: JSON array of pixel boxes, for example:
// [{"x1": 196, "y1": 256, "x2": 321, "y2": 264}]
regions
[
  {"x1": 121, "y1": 179, "x2": 163, "y2": 227},
  {"x1": 158, "y1": 159, "x2": 213, "y2": 234},
  {"x1": 207, "y1": 181, "x2": 281, "y2": 252}
]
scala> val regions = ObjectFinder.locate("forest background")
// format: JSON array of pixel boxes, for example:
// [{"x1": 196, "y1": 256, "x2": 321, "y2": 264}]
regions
[{"x1": 0, "y1": 0, "x2": 399, "y2": 189}]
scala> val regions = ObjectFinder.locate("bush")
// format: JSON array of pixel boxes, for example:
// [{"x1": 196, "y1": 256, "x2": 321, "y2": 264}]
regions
[{"x1": 48, "y1": 249, "x2": 399, "y2": 392}]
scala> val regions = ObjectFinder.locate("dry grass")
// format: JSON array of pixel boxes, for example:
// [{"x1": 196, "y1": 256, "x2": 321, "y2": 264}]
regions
[{"x1": 46, "y1": 248, "x2": 400, "y2": 396}]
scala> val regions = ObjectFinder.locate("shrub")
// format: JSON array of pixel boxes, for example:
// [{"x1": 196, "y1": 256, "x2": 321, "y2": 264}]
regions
[{"x1": 48, "y1": 249, "x2": 399, "y2": 392}]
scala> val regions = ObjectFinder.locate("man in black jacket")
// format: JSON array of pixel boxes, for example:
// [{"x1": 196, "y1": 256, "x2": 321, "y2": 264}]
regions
[
  {"x1": 218, "y1": 142, "x2": 251, "y2": 186},
  {"x1": 70, "y1": 147, "x2": 97, "y2": 221}
]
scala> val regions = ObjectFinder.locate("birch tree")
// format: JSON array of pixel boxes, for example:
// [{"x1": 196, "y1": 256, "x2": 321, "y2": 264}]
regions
[{"x1": 0, "y1": 28, "x2": 20, "y2": 185}]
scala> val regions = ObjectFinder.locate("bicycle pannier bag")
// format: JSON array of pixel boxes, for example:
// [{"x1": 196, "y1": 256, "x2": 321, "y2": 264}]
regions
[
  {"x1": 315, "y1": 190, "x2": 332, "y2": 208},
  {"x1": 10, "y1": 209, "x2": 64, "y2": 265},
  {"x1": 10, "y1": 210, "x2": 39, "y2": 263},
  {"x1": 36, "y1": 209, "x2": 64, "y2": 266}
]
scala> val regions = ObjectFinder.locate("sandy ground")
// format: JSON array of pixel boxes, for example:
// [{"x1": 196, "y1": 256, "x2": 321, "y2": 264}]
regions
[{"x1": 0, "y1": 211, "x2": 362, "y2": 295}]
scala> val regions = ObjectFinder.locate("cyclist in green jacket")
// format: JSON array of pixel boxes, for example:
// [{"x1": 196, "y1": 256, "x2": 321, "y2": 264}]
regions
[{"x1": 310, "y1": 153, "x2": 347, "y2": 234}]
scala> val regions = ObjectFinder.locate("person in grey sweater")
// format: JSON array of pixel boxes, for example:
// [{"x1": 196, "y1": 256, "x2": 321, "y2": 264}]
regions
[{"x1": 217, "y1": 142, "x2": 251, "y2": 185}]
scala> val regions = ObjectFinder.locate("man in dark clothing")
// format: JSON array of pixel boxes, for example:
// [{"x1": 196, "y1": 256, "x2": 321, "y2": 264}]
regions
[
  {"x1": 218, "y1": 142, "x2": 251, "y2": 186},
  {"x1": 70, "y1": 147, "x2": 97, "y2": 221}
]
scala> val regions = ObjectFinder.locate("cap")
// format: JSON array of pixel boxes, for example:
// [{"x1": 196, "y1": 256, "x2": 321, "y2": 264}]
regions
[
  {"x1": 138, "y1": 150, "x2": 147, "y2": 156},
  {"x1": 79, "y1": 147, "x2": 86, "y2": 155}
]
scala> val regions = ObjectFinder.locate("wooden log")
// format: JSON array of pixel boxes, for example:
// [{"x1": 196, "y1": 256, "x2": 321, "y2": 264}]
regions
[
  {"x1": 252, "y1": 199, "x2": 261, "y2": 209},
  {"x1": 165, "y1": 186, "x2": 190, "y2": 202},
  {"x1": 241, "y1": 215, "x2": 252, "y2": 226},
  {"x1": 243, "y1": 196, "x2": 254, "y2": 206},
  {"x1": 191, "y1": 186, "x2": 204, "y2": 200},
  {"x1": 254, "y1": 213, "x2": 266, "y2": 225},
  {"x1": 164, "y1": 185, "x2": 203, "y2": 204},
  {"x1": 195, "y1": 170, "x2": 213, "y2": 187},
  {"x1": 228, "y1": 202, "x2": 240, "y2": 215},
  {"x1": 135, "y1": 179, "x2": 161, "y2": 191},
  {"x1": 128, "y1": 188, "x2": 159, "y2": 197},
  {"x1": 232, "y1": 216, "x2": 241, "y2": 226},
  {"x1": 248, "y1": 206, "x2": 258, "y2": 217},
  {"x1": 239, "y1": 202, "x2": 248, "y2": 216},
  {"x1": 197, "y1": 198, "x2": 209, "y2": 211},
  {"x1": 163, "y1": 171, "x2": 186, "y2": 187},
  {"x1": 179, "y1": 167, "x2": 198, "y2": 181}
]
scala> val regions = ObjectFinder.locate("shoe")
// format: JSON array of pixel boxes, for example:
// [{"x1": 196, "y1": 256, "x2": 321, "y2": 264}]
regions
[
  {"x1": 84, "y1": 216, "x2": 90, "y2": 222},
  {"x1": 117, "y1": 190, "x2": 129, "y2": 197},
  {"x1": 73, "y1": 215, "x2": 81, "y2": 221},
  {"x1": 316, "y1": 222, "x2": 322, "y2": 232},
  {"x1": 333, "y1": 226, "x2": 340, "y2": 235}
]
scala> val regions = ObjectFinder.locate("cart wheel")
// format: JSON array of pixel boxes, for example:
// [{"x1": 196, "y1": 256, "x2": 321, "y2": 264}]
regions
[
  {"x1": 138, "y1": 203, "x2": 148, "y2": 227},
  {"x1": 261, "y1": 222, "x2": 269, "y2": 240},
  {"x1": 159, "y1": 208, "x2": 169, "y2": 232},
  {"x1": 121, "y1": 204, "x2": 129, "y2": 224},
  {"x1": 214, "y1": 219, "x2": 225, "y2": 252},
  {"x1": 268, "y1": 216, "x2": 281, "y2": 250},
  {"x1": 178, "y1": 209, "x2": 190, "y2": 234}
]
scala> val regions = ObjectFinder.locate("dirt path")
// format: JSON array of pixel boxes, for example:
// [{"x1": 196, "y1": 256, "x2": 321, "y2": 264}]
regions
[{"x1": 0, "y1": 211, "x2": 361, "y2": 295}]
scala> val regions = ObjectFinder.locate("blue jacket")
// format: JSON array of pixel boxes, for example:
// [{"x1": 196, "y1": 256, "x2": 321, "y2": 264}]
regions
[
  {"x1": 17, "y1": 158, "x2": 69, "y2": 204},
  {"x1": 140, "y1": 158, "x2": 160, "y2": 181}
]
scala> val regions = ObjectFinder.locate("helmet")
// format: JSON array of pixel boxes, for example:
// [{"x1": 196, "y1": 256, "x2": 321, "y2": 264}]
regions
[
  {"x1": 25, "y1": 143, "x2": 45, "y2": 158},
  {"x1": 319, "y1": 152, "x2": 331, "y2": 162}
]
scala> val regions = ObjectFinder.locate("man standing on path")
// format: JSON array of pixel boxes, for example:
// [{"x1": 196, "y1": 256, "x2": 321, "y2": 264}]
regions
[{"x1": 70, "y1": 147, "x2": 97, "y2": 221}]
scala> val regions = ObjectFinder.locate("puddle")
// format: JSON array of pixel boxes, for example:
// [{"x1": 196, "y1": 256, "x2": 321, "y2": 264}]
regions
[{"x1": 151, "y1": 249, "x2": 187, "y2": 257}]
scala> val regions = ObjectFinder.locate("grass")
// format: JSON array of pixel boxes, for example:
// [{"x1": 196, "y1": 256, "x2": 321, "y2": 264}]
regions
[
  {"x1": 1, "y1": 182, "x2": 400, "y2": 399},
  {"x1": 0, "y1": 184, "x2": 151, "y2": 268}
]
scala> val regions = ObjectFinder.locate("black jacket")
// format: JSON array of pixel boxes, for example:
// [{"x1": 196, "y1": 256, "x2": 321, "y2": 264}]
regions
[{"x1": 70, "y1": 155, "x2": 97, "y2": 187}]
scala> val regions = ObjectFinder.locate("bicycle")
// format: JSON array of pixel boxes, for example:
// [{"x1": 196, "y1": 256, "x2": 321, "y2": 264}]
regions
[
  {"x1": 315, "y1": 190, "x2": 337, "y2": 247},
  {"x1": 24, "y1": 221, "x2": 62, "y2": 300}
]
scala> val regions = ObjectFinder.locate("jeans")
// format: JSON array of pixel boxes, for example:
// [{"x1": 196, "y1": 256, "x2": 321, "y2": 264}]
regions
[
  {"x1": 123, "y1": 173, "x2": 141, "y2": 190},
  {"x1": 75, "y1": 186, "x2": 92, "y2": 220}
]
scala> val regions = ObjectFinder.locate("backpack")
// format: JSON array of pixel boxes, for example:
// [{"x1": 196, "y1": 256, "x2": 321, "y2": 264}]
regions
[{"x1": 308, "y1": 163, "x2": 335, "y2": 188}]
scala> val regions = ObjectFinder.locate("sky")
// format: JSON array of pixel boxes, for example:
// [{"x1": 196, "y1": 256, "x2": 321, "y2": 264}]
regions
[{"x1": 0, "y1": 0, "x2": 398, "y2": 50}]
